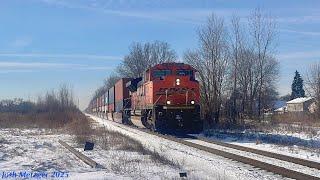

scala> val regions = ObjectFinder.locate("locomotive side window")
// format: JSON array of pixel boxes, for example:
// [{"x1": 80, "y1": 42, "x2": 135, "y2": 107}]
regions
[
  {"x1": 153, "y1": 70, "x2": 172, "y2": 78},
  {"x1": 176, "y1": 70, "x2": 193, "y2": 76}
]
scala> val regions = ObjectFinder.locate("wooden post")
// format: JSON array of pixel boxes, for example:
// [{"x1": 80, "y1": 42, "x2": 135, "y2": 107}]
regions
[{"x1": 58, "y1": 140, "x2": 98, "y2": 168}]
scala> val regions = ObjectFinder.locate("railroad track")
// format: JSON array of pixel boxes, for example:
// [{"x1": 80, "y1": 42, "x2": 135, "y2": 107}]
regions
[
  {"x1": 193, "y1": 135, "x2": 320, "y2": 170},
  {"x1": 91, "y1": 114, "x2": 320, "y2": 180},
  {"x1": 153, "y1": 132, "x2": 320, "y2": 180}
]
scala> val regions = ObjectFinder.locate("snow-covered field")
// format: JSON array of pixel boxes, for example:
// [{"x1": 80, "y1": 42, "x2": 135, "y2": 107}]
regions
[
  {"x1": 2, "y1": 114, "x2": 317, "y2": 180},
  {"x1": 88, "y1": 114, "x2": 291, "y2": 180},
  {"x1": 0, "y1": 128, "x2": 118, "y2": 179},
  {"x1": 0, "y1": 128, "x2": 179, "y2": 179}
]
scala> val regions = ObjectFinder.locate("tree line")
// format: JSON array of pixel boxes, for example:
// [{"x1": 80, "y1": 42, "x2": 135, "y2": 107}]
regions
[
  {"x1": 90, "y1": 8, "x2": 320, "y2": 127},
  {"x1": 1, "y1": 84, "x2": 77, "y2": 114},
  {"x1": 185, "y1": 9, "x2": 280, "y2": 126}
]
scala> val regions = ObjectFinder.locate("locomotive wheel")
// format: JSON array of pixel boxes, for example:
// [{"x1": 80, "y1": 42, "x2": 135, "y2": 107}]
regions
[
  {"x1": 148, "y1": 109, "x2": 156, "y2": 131},
  {"x1": 141, "y1": 109, "x2": 154, "y2": 130},
  {"x1": 141, "y1": 110, "x2": 148, "y2": 128},
  {"x1": 140, "y1": 108, "x2": 168, "y2": 132}
]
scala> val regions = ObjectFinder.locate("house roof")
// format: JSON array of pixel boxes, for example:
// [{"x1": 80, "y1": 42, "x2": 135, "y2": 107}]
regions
[
  {"x1": 274, "y1": 106, "x2": 286, "y2": 112},
  {"x1": 287, "y1": 97, "x2": 313, "y2": 104},
  {"x1": 274, "y1": 100, "x2": 286, "y2": 109}
]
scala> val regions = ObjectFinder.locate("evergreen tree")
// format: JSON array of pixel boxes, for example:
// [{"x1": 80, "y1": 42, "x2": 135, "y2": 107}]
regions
[{"x1": 291, "y1": 70, "x2": 305, "y2": 99}]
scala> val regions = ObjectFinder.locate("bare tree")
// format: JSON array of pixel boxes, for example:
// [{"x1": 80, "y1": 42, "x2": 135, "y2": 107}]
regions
[
  {"x1": 249, "y1": 8, "x2": 277, "y2": 118},
  {"x1": 229, "y1": 15, "x2": 246, "y2": 123},
  {"x1": 185, "y1": 13, "x2": 230, "y2": 126},
  {"x1": 235, "y1": 50, "x2": 279, "y2": 118},
  {"x1": 117, "y1": 41, "x2": 177, "y2": 78},
  {"x1": 306, "y1": 63, "x2": 320, "y2": 115},
  {"x1": 58, "y1": 84, "x2": 75, "y2": 110},
  {"x1": 103, "y1": 74, "x2": 120, "y2": 90},
  {"x1": 35, "y1": 84, "x2": 76, "y2": 116}
]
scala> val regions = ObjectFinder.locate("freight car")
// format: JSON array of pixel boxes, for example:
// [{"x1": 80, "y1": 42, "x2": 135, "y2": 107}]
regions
[{"x1": 93, "y1": 62, "x2": 203, "y2": 133}]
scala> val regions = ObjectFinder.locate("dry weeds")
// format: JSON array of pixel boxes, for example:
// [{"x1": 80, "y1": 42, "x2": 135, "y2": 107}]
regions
[{"x1": 87, "y1": 126, "x2": 182, "y2": 169}]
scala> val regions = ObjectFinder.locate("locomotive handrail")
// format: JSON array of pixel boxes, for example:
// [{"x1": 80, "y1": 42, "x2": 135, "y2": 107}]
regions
[
  {"x1": 153, "y1": 95, "x2": 163, "y2": 106},
  {"x1": 185, "y1": 90, "x2": 188, "y2": 106}
]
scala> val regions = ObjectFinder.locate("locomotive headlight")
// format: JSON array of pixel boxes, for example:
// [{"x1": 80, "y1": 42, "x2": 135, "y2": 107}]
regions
[
  {"x1": 176, "y1": 78, "x2": 180, "y2": 85},
  {"x1": 191, "y1": 100, "x2": 195, "y2": 105},
  {"x1": 166, "y1": 100, "x2": 171, "y2": 105}
]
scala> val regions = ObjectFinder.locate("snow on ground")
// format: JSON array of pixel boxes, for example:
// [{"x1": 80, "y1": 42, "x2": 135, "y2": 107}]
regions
[
  {"x1": 230, "y1": 141, "x2": 320, "y2": 163},
  {"x1": 2, "y1": 115, "x2": 316, "y2": 180},
  {"x1": 70, "y1": 139, "x2": 180, "y2": 179},
  {"x1": 268, "y1": 126, "x2": 320, "y2": 142},
  {"x1": 88, "y1": 114, "x2": 290, "y2": 180},
  {"x1": 204, "y1": 129, "x2": 320, "y2": 147},
  {"x1": 0, "y1": 127, "x2": 179, "y2": 180},
  {"x1": 201, "y1": 129, "x2": 320, "y2": 163},
  {"x1": 0, "y1": 128, "x2": 115, "y2": 179}
]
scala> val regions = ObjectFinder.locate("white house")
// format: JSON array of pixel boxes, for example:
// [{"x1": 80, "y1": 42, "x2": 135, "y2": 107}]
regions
[{"x1": 286, "y1": 97, "x2": 314, "y2": 112}]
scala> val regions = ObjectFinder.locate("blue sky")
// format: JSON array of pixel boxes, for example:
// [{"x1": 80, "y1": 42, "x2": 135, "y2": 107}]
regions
[{"x1": 0, "y1": 0, "x2": 320, "y2": 110}]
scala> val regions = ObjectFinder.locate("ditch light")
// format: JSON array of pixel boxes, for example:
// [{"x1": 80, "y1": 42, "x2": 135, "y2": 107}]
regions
[{"x1": 176, "y1": 78, "x2": 180, "y2": 85}]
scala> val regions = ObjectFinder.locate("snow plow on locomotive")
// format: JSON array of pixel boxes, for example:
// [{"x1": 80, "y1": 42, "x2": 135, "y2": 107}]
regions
[{"x1": 92, "y1": 62, "x2": 203, "y2": 133}]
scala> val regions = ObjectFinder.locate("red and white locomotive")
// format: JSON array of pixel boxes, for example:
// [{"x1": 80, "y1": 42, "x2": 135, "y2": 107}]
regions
[{"x1": 91, "y1": 62, "x2": 202, "y2": 133}]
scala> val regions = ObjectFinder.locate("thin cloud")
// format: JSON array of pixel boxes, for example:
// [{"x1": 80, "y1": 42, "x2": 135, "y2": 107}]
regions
[
  {"x1": 38, "y1": 0, "x2": 246, "y2": 24},
  {"x1": 277, "y1": 50, "x2": 320, "y2": 61},
  {"x1": 10, "y1": 37, "x2": 33, "y2": 48},
  {"x1": 78, "y1": 66, "x2": 114, "y2": 70},
  {"x1": 0, "y1": 62, "x2": 74, "y2": 68},
  {"x1": 278, "y1": 15, "x2": 320, "y2": 24},
  {"x1": 0, "y1": 69, "x2": 35, "y2": 74},
  {"x1": 0, "y1": 61, "x2": 115, "y2": 72},
  {"x1": 0, "y1": 53, "x2": 122, "y2": 61},
  {"x1": 97, "y1": 9, "x2": 235, "y2": 24},
  {"x1": 280, "y1": 29, "x2": 320, "y2": 36},
  {"x1": 38, "y1": 1, "x2": 320, "y2": 28}
]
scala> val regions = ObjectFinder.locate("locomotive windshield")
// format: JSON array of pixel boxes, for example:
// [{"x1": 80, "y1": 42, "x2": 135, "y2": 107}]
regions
[
  {"x1": 176, "y1": 69, "x2": 193, "y2": 76},
  {"x1": 153, "y1": 70, "x2": 172, "y2": 78}
]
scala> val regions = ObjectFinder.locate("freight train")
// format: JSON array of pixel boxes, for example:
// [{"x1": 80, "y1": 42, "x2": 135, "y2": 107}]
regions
[{"x1": 90, "y1": 62, "x2": 203, "y2": 133}]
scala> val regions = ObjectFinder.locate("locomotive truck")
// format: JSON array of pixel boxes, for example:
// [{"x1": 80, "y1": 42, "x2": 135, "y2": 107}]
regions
[{"x1": 92, "y1": 62, "x2": 203, "y2": 133}]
